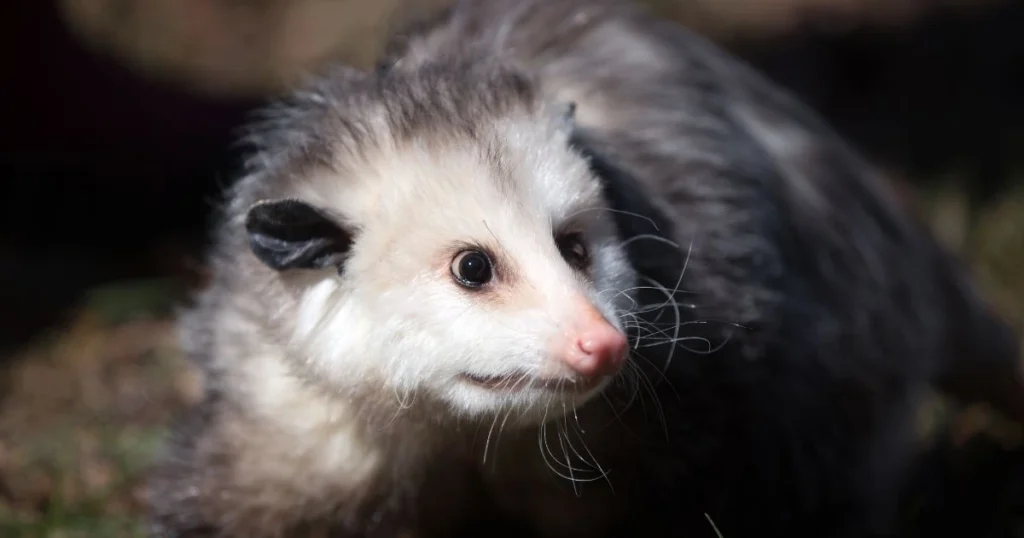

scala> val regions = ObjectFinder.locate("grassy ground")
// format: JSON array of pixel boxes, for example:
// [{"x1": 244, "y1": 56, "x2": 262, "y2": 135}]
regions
[
  {"x1": 0, "y1": 285, "x2": 201, "y2": 537},
  {"x1": 0, "y1": 182, "x2": 1021, "y2": 537}
]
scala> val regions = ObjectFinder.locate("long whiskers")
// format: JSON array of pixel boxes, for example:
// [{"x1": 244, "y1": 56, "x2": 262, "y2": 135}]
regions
[
  {"x1": 566, "y1": 397, "x2": 613, "y2": 490},
  {"x1": 482, "y1": 371, "x2": 532, "y2": 465},
  {"x1": 537, "y1": 410, "x2": 609, "y2": 494},
  {"x1": 563, "y1": 206, "x2": 661, "y2": 232}
]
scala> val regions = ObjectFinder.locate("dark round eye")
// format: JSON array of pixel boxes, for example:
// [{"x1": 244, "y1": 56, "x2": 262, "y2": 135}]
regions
[
  {"x1": 556, "y1": 232, "x2": 590, "y2": 270},
  {"x1": 451, "y1": 250, "x2": 493, "y2": 288}
]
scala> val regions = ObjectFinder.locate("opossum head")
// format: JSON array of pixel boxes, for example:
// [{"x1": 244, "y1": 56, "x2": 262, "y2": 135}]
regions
[{"x1": 235, "y1": 64, "x2": 636, "y2": 426}]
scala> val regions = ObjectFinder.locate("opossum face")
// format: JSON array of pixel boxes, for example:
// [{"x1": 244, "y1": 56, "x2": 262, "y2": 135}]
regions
[{"x1": 242, "y1": 102, "x2": 636, "y2": 425}]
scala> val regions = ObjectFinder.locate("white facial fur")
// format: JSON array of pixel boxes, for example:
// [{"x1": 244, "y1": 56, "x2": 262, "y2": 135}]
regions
[{"x1": 274, "y1": 107, "x2": 636, "y2": 426}]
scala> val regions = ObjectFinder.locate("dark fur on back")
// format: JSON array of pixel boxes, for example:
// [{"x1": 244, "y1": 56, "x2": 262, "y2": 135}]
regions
[{"x1": 148, "y1": 0, "x2": 1023, "y2": 537}]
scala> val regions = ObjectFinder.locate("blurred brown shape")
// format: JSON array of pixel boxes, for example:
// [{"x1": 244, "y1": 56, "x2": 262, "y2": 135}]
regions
[{"x1": 59, "y1": 0, "x2": 455, "y2": 97}]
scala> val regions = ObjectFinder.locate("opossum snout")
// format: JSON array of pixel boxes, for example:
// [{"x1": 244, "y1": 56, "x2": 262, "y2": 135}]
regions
[{"x1": 561, "y1": 304, "x2": 628, "y2": 378}]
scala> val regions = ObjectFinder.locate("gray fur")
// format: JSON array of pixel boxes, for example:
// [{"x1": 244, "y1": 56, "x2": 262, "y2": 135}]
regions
[{"x1": 147, "y1": 0, "x2": 1023, "y2": 537}]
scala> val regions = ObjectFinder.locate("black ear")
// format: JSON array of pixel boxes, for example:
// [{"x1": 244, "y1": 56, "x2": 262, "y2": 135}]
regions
[{"x1": 243, "y1": 199, "x2": 354, "y2": 272}]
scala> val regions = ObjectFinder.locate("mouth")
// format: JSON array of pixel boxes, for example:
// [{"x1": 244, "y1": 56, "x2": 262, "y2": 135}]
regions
[{"x1": 458, "y1": 372, "x2": 606, "y2": 394}]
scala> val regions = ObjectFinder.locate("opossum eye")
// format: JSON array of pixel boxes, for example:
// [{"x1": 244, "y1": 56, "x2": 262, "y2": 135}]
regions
[
  {"x1": 244, "y1": 199, "x2": 353, "y2": 272},
  {"x1": 556, "y1": 232, "x2": 590, "y2": 271},
  {"x1": 451, "y1": 250, "x2": 493, "y2": 288}
]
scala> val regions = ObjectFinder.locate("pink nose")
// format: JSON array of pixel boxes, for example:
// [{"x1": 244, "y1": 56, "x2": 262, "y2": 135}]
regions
[{"x1": 564, "y1": 313, "x2": 629, "y2": 378}]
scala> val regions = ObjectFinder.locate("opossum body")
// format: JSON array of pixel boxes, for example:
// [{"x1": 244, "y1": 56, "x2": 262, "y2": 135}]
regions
[{"x1": 146, "y1": 0, "x2": 1024, "y2": 537}]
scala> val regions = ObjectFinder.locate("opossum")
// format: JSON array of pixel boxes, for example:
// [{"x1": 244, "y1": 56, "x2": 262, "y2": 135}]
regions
[{"x1": 146, "y1": 0, "x2": 1024, "y2": 537}]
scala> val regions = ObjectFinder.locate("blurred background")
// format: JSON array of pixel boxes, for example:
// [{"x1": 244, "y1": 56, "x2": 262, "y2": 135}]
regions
[{"x1": 1, "y1": 0, "x2": 1022, "y2": 535}]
